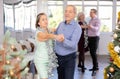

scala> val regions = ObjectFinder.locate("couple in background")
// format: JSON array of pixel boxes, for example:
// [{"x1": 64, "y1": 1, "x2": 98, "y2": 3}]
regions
[{"x1": 77, "y1": 9, "x2": 101, "y2": 76}]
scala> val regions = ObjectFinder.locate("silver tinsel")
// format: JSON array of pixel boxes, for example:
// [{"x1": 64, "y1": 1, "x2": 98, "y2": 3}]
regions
[
  {"x1": 37, "y1": 27, "x2": 58, "y2": 77},
  {"x1": 46, "y1": 40, "x2": 58, "y2": 77},
  {"x1": 84, "y1": 28, "x2": 88, "y2": 48}
]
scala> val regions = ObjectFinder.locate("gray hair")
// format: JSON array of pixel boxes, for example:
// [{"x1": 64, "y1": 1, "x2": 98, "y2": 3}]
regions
[
  {"x1": 77, "y1": 12, "x2": 85, "y2": 21},
  {"x1": 66, "y1": 5, "x2": 77, "y2": 14}
]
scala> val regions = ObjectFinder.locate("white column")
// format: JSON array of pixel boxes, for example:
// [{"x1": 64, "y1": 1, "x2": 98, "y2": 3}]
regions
[
  {"x1": 0, "y1": 0, "x2": 4, "y2": 44},
  {"x1": 113, "y1": 0, "x2": 117, "y2": 30},
  {"x1": 63, "y1": 0, "x2": 67, "y2": 20},
  {"x1": 37, "y1": 0, "x2": 48, "y2": 14}
]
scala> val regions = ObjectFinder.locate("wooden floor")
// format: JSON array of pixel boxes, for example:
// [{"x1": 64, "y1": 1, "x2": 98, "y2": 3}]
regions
[{"x1": 49, "y1": 55, "x2": 109, "y2": 79}]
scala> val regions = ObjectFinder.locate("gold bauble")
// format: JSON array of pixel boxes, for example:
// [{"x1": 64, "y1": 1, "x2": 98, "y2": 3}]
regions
[
  {"x1": 11, "y1": 45, "x2": 15, "y2": 49},
  {"x1": 9, "y1": 69, "x2": 14, "y2": 76},
  {"x1": 107, "y1": 74, "x2": 109, "y2": 78},
  {"x1": 109, "y1": 67, "x2": 114, "y2": 72},
  {"x1": 6, "y1": 60, "x2": 10, "y2": 65}
]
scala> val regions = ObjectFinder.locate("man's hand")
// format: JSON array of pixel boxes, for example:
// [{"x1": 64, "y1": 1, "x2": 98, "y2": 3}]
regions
[
  {"x1": 87, "y1": 24, "x2": 93, "y2": 29},
  {"x1": 55, "y1": 34, "x2": 64, "y2": 42}
]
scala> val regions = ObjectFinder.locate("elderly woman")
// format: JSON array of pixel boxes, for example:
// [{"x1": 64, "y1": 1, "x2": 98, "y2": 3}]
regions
[{"x1": 77, "y1": 12, "x2": 88, "y2": 73}]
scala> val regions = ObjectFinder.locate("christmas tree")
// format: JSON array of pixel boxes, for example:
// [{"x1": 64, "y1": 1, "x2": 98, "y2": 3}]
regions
[
  {"x1": 104, "y1": 11, "x2": 120, "y2": 79},
  {"x1": 0, "y1": 30, "x2": 30, "y2": 79}
]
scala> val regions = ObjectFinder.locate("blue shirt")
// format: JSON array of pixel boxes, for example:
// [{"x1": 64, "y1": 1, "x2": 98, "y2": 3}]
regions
[{"x1": 54, "y1": 19, "x2": 82, "y2": 56}]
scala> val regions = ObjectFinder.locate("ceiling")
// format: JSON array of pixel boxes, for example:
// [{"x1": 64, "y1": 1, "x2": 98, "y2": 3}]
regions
[
  {"x1": 3, "y1": 0, "x2": 34, "y2": 4},
  {"x1": 3, "y1": 0, "x2": 116, "y2": 5}
]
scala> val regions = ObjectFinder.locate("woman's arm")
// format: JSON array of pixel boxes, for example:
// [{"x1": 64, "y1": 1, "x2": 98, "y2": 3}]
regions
[
  {"x1": 37, "y1": 32, "x2": 56, "y2": 41},
  {"x1": 80, "y1": 25, "x2": 88, "y2": 29}
]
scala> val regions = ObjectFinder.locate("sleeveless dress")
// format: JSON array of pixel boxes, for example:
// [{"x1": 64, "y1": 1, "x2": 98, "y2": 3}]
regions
[{"x1": 34, "y1": 27, "x2": 58, "y2": 78}]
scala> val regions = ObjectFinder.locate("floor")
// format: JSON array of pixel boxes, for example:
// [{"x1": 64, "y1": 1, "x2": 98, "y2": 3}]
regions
[{"x1": 49, "y1": 55, "x2": 109, "y2": 79}]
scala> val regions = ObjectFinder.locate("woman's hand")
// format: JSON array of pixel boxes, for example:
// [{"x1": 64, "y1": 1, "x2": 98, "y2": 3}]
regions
[{"x1": 55, "y1": 34, "x2": 64, "y2": 42}]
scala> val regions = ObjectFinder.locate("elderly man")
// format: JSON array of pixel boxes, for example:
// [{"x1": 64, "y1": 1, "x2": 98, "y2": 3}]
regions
[{"x1": 54, "y1": 5, "x2": 82, "y2": 79}]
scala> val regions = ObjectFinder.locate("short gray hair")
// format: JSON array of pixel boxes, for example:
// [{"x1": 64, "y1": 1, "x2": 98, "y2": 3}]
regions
[{"x1": 66, "y1": 5, "x2": 77, "y2": 14}]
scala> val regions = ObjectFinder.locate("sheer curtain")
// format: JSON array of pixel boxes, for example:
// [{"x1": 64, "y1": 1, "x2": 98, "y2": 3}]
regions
[{"x1": 4, "y1": 0, "x2": 37, "y2": 40}]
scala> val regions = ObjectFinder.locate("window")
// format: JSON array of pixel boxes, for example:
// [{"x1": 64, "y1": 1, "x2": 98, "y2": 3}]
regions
[
  {"x1": 23, "y1": 1, "x2": 37, "y2": 30},
  {"x1": 84, "y1": 1, "x2": 97, "y2": 5},
  {"x1": 117, "y1": 1, "x2": 120, "y2": 25},
  {"x1": 67, "y1": 1, "x2": 82, "y2": 5},
  {"x1": 15, "y1": 3, "x2": 24, "y2": 30},
  {"x1": 99, "y1": 6, "x2": 112, "y2": 32},
  {"x1": 4, "y1": 0, "x2": 37, "y2": 31},
  {"x1": 48, "y1": 1, "x2": 63, "y2": 28},
  {"x1": 99, "y1": 1, "x2": 112, "y2": 5},
  {"x1": 4, "y1": 4, "x2": 14, "y2": 30}
]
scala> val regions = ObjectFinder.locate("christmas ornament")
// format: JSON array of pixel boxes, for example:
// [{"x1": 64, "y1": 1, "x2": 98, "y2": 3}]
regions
[
  {"x1": 6, "y1": 60, "x2": 10, "y2": 65},
  {"x1": 107, "y1": 74, "x2": 109, "y2": 78},
  {"x1": 9, "y1": 69, "x2": 14, "y2": 76},
  {"x1": 110, "y1": 57, "x2": 113, "y2": 62},
  {"x1": 113, "y1": 33, "x2": 118, "y2": 39},
  {"x1": 109, "y1": 67, "x2": 114, "y2": 72},
  {"x1": 114, "y1": 46, "x2": 120, "y2": 53},
  {"x1": 11, "y1": 45, "x2": 15, "y2": 50},
  {"x1": 16, "y1": 57, "x2": 21, "y2": 62}
]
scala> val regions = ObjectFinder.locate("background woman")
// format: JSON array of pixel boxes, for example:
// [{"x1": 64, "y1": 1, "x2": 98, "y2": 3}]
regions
[{"x1": 77, "y1": 12, "x2": 88, "y2": 73}]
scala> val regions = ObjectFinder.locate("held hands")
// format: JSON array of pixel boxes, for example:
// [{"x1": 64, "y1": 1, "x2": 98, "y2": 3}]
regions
[
  {"x1": 87, "y1": 24, "x2": 93, "y2": 29},
  {"x1": 55, "y1": 34, "x2": 64, "y2": 42}
]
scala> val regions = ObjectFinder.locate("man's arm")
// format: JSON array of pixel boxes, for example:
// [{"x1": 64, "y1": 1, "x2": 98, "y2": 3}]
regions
[{"x1": 62, "y1": 27, "x2": 82, "y2": 49}]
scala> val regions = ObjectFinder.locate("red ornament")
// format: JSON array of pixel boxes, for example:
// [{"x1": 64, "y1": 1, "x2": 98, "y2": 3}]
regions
[{"x1": 110, "y1": 57, "x2": 113, "y2": 62}]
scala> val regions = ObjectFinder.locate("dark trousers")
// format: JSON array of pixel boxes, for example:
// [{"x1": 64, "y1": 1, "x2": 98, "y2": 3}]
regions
[
  {"x1": 88, "y1": 36, "x2": 99, "y2": 69},
  {"x1": 78, "y1": 49, "x2": 85, "y2": 67},
  {"x1": 56, "y1": 53, "x2": 76, "y2": 79}
]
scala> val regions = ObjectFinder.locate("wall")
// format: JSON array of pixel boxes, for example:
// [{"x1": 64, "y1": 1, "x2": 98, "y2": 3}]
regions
[
  {"x1": 0, "y1": 0, "x2": 4, "y2": 44},
  {"x1": 98, "y1": 32, "x2": 113, "y2": 55}
]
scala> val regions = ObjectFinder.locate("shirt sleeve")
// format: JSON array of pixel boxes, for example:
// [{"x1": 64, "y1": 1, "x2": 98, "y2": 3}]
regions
[
  {"x1": 63, "y1": 26, "x2": 82, "y2": 49},
  {"x1": 90, "y1": 19, "x2": 101, "y2": 32}
]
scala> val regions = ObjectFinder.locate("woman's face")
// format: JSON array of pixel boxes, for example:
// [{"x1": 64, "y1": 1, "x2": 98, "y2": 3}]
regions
[
  {"x1": 38, "y1": 15, "x2": 48, "y2": 28},
  {"x1": 79, "y1": 14, "x2": 85, "y2": 21}
]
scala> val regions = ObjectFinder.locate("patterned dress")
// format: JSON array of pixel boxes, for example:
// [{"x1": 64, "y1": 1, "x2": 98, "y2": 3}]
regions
[{"x1": 34, "y1": 27, "x2": 58, "y2": 78}]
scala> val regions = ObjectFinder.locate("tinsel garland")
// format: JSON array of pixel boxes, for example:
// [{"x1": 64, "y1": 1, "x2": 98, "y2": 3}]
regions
[
  {"x1": 46, "y1": 40, "x2": 58, "y2": 77},
  {"x1": 108, "y1": 42, "x2": 120, "y2": 68},
  {"x1": 104, "y1": 42, "x2": 120, "y2": 79},
  {"x1": 118, "y1": 11, "x2": 120, "y2": 21},
  {"x1": 104, "y1": 68, "x2": 107, "y2": 79}
]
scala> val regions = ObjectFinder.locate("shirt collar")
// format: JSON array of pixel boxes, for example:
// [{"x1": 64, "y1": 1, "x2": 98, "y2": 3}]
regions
[
  {"x1": 92, "y1": 16, "x2": 97, "y2": 20},
  {"x1": 64, "y1": 19, "x2": 75, "y2": 25}
]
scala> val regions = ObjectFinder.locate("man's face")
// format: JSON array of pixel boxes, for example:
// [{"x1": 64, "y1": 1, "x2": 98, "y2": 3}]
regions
[
  {"x1": 90, "y1": 10, "x2": 95, "y2": 18},
  {"x1": 64, "y1": 6, "x2": 76, "y2": 22}
]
